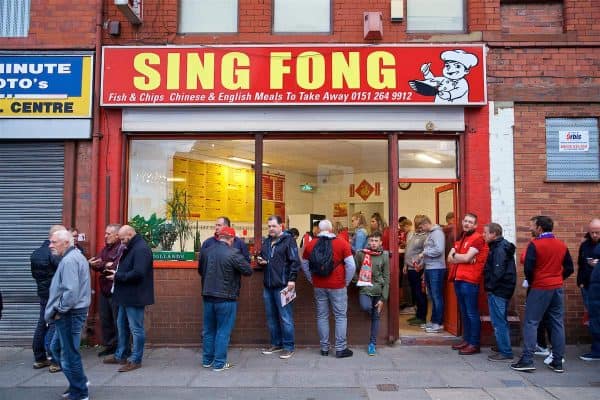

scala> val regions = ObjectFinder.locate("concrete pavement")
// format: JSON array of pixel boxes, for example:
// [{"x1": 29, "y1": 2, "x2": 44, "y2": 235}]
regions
[{"x1": 0, "y1": 344, "x2": 599, "y2": 400}]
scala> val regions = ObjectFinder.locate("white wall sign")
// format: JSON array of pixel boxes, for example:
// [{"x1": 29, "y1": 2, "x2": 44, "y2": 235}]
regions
[{"x1": 559, "y1": 130, "x2": 589, "y2": 152}]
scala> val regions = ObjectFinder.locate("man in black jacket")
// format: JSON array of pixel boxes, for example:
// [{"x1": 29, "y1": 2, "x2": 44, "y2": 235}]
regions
[
  {"x1": 103, "y1": 225, "x2": 154, "y2": 373},
  {"x1": 577, "y1": 218, "x2": 600, "y2": 318},
  {"x1": 483, "y1": 223, "x2": 516, "y2": 362},
  {"x1": 257, "y1": 215, "x2": 300, "y2": 360},
  {"x1": 30, "y1": 224, "x2": 65, "y2": 370},
  {"x1": 198, "y1": 226, "x2": 252, "y2": 371}
]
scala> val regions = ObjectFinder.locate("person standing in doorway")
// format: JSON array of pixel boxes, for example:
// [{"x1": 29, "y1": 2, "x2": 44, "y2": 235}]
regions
[
  {"x1": 483, "y1": 223, "x2": 517, "y2": 362},
  {"x1": 45, "y1": 229, "x2": 91, "y2": 400},
  {"x1": 447, "y1": 213, "x2": 488, "y2": 355},
  {"x1": 30, "y1": 224, "x2": 65, "y2": 371},
  {"x1": 103, "y1": 225, "x2": 154, "y2": 372},
  {"x1": 404, "y1": 215, "x2": 428, "y2": 326},
  {"x1": 257, "y1": 215, "x2": 300, "y2": 360},
  {"x1": 198, "y1": 226, "x2": 252, "y2": 371},
  {"x1": 511, "y1": 216, "x2": 573, "y2": 373},
  {"x1": 350, "y1": 212, "x2": 368, "y2": 254}
]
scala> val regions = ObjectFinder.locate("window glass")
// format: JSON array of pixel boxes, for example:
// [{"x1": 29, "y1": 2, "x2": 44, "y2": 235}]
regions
[
  {"x1": 263, "y1": 139, "x2": 387, "y2": 244},
  {"x1": 406, "y1": 0, "x2": 464, "y2": 32},
  {"x1": 128, "y1": 139, "x2": 255, "y2": 256},
  {"x1": 0, "y1": 0, "x2": 30, "y2": 37},
  {"x1": 273, "y1": 0, "x2": 331, "y2": 33},
  {"x1": 398, "y1": 139, "x2": 457, "y2": 179},
  {"x1": 178, "y1": 0, "x2": 238, "y2": 33},
  {"x1": 546, "y1": 118, "x2": 600, "y2": 181}
]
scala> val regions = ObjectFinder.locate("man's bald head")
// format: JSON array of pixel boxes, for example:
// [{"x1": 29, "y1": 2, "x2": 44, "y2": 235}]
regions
[
  {"x1": 588, "y1": 218, "x2": 600, "y2": 243},
  {"x1": 118, "y1": 225, "x2": 137, "y2": 245}
]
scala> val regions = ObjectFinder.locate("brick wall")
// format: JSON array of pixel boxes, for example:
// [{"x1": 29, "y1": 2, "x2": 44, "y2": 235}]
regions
[
  {"x1": 501, "y1": 2, "x2": 564, "y2": 35},
  {"x1": 147, "y1": 268, "x2": 388, "y2": 346},
  {"x1": 513, "y1": 103, "x2": 600, "y2": 343}
]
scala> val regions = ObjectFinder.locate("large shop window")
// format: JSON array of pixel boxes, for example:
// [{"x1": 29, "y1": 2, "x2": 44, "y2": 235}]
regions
[
  {"x1": 273, "y1": 0, "x2": 331, "y2": 33},
  {"x1": 398, "y1": 140, "x2": 458, "y2": 179},
  {"x1": 0, "y1": 0, "x2": 30, "y2": 37},
  {"x1": 178, "y1": 0, "x2": 238, "y2": 33},
  {"x1": 406, "y1": 0, "x2": 465, "y2": 33},
  {"x1": 128, "y1": 140, "x2": 255, "y2": 262},
  {"x1": 263, "y1": 139, "x2": 387, "y2": 240},
  {"x1": 546, "y1": 118, "x2": 600, "y2": 181}
]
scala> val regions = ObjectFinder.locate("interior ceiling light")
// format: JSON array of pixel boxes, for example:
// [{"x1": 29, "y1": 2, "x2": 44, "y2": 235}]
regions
[
  {"x1": 415, "y1": 153, "x2": 442, "y2": 164},
  {"x1": 166, "y1": 177, "x2": 186, "y2": 182},
  {"x1": 227, "y1": 156, "x2": 270, "y2": 167}
]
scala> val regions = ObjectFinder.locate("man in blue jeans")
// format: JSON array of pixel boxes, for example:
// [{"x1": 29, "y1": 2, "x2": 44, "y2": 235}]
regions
[
  {"x1": 483, "y1": 223, "x2": 517, "y2": 362},
  {"x1": 45, "y1": 229, "x2": 91, "y2": 400},
  {"x1": 104, "y1": 225, "x2": 154, "y2": 372},
  {"x1": 257, "y1": 215, "x2": 300, "y2": 360},
  {"x1": 198, "y1": 226, "x2": 252, "y2": 371}
]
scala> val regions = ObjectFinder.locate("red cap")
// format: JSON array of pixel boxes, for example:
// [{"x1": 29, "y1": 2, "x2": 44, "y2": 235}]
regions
[{"x1": 219, "y1": 226, "x2": 236, "y2": 238}]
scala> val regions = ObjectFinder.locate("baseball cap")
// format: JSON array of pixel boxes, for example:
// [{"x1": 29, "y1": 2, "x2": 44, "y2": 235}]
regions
[{"x1": 219, "y1": 226, "x2": 236, "y2": 238}]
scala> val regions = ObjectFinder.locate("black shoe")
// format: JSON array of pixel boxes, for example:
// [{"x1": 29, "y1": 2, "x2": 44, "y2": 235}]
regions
[
  {"x1": 510, "y1": 358, "x2": 535, "y2": 372},
  {"x1": 320, "y1": 350, "x2": 329, "y2": 356},
  {"x1": 335, "y1": 348, "x2": 353, "y2": 358},
  {"x1": 547, "y1": 360, "x2": 564, "y2": 373},
  {"x1": 98, "y1": 347, "x2": 116, "y2": 357}
]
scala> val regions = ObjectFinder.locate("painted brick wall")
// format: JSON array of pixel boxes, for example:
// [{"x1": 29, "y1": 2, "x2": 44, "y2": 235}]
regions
[
  {"x1": 513, "y1": 103, "x2": 600, "y2": 343},
  {"x1": 0, "y1": 0, "x2": 97, "y2": 49},
  {"x1": 146, "y1": 268, "x2": 388, "y2": 346}
]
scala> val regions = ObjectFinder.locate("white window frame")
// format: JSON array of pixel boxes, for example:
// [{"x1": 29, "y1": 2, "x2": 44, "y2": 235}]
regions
[
  {"x1": 406, "y1": 0, "x2": 466, "y2": 33},
  {"x1": 178, "y1": 0, "x2": 238, "y2": 34},
  {"x1": 273, "y1": 0, "x2": 332, "y2": 34}
]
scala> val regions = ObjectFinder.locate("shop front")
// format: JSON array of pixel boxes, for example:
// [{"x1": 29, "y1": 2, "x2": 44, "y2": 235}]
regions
[
  {"x1": 0, "y1": 52, "x2": 93, "y2": 344},
  {"x1": 99, "y1": 44, "x2": 491, "y2": 345}
]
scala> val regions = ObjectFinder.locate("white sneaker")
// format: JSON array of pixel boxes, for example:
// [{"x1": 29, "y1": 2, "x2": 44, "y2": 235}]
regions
[
  {"x1": 420, "y1": 323, "x2": 434, "y2": 330},
  {"x1": 425, "y1": 323, "x2": 443, "y2": 333},
  {"x1": 543, "y1": 352, "x2": 565, "y2": 365},
  {"x1": 213, "y1": 362, "x2": 233, "y2": 372},
  {"x1": 534, "y1": 345, "x2": 550, "y2": 357}
]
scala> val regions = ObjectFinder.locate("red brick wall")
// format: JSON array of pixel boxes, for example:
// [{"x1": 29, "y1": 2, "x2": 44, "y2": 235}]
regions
[
  {"x1": 0, "y1": 0, "x2": 97, "y2": 49},
  {"x1": 147, "y1": 268, "x2": 388, "y2": 346},
  {"x1": 501, "y1": 2, "x2": 564, "y2": 35},
  {"x1": 513, "y1": 103, "x2": 600, "y2": 343}
]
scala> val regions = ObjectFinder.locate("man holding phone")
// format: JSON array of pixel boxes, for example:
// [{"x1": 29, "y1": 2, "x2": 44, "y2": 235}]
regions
[{"x1": 88, "y1": 224, "x2": 125, "y2": 357}]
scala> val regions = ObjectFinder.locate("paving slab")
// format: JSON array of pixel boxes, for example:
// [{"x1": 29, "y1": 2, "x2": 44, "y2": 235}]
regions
[
  {"x1": 484, "y1": 387, "x2": 557, "y2": 400},
  {"x1": 425, "y1": 388, "x2": 492, "y2": 400},
  {"x1": 545, "y1": 386, "x2": 600, "y2": 400},
  {"x1": 366, "y1": 388, "x2": 430, "y2": 400}
]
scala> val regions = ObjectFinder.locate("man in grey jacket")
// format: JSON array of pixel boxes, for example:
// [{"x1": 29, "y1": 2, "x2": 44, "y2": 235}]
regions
[
  {"x1": 416, "y1": 216, "x2": 446, "y2": 333},
  {"x1": 45, "y1": 229, "x2": 91, "y2": 400}
]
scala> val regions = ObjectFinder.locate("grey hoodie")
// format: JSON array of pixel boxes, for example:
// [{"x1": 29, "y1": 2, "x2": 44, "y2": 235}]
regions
[
  {"x1": 423, "y1": 225, "x2": 446, "y2": 270},
  {"x1": 44, "y1": 247, "x2": 91, "y2": 323}
]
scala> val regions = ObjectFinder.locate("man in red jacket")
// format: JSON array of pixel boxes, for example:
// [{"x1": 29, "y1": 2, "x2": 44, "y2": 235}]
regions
[{"x1": 511, "y1": 216, "x2": 573, "y2": 373}]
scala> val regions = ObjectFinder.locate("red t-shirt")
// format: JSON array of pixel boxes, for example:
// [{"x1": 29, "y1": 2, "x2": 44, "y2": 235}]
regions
[
  {"x1": 382, "y1": 227, "x2": 390, "y2": 251},
  {"x1": 303, "y1": 236, "x2": 353, "y2": 289},
  {"x1": 454, "y1": 231, "x2": 488, "y2": 284}
]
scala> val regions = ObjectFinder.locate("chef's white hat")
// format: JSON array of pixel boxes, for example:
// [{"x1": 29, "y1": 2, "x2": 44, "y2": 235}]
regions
[{"x1": 441, "y1": 50, "x2": 478, "y2": 69}]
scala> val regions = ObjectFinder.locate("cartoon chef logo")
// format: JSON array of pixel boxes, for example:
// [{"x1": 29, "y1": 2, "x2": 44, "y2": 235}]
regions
[{"x1": 409, "y1": 49, "x2": 479, "y2": 104}]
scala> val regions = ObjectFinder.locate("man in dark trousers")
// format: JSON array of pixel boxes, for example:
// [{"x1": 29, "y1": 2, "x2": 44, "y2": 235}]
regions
[
  {"x1": 483, "y1": 223, "x2": 516, "y2": 362},
  {"x1": 88, "y1": 224, "x2": 125, "y2": 357},
  {"x1": 201, "y1": 216, "x2": 250, "y2": 262},
  {"x1": 198, "y1": 226, "x2": 252, "y2": 371},
  {"x1": 579, "y1": 218, "x2": 600, "y2": 361},
  {"x1": 103, "y1": 225, "x2": 154, "y2": 372},
  {"x1": 30, "y1": 224, "x2": 65, "y2": 370},
  {"x1": 511, "y1": 216, "x2": 573, "y2": 373}
]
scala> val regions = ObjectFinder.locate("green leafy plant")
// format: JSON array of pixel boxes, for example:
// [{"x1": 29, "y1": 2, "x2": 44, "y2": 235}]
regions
[
  {"x1": 166, "y1": 188, "x2": 192, "y2": 252},
  {"x1": 157, "y1": 223, "x2": 178, "y2": 251},
  {"x1": 128, "y1": 213, "x2": 165, "y2": 249}
]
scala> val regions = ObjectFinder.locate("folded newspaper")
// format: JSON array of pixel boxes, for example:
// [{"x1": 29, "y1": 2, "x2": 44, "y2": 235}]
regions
[{"x1": 280, "y1": 286, "x2": 297, "y2": 307}]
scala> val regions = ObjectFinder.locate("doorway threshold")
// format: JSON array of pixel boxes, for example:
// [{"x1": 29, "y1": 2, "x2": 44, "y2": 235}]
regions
[{"x1": 399, "y1": 330, "x2": 460, "y2": 346}]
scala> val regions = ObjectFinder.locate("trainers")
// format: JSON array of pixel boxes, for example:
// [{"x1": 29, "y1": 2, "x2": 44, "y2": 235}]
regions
[
  {"x1": 420, "y1": 322, "x2": 434, "y2": 330},
  {"x1": 534, "y1": 345, "x2": 550, "y2": 357},
  {"x1": 118, "y1": 362, "x2": 141, "y2": 372},
  {"x1": 335, "y1": 348, "x2": 353, "y2": 358},
  {"x1": 61, "y1": 380, "x2": 90, "y2": 398},
  {"x1": 261, "y1": 346, "x2": 283, "y2": 355},
  {"x1": 49, "y1": 363, "x2": 62, "y2": 373},
  {"x1": 546, "y1": 359, "x2": 564, "y2": 373},
  {"x1": 425, "y1": 323, "x2": 443, "y2": 333},
  {"x1": 543, "y1": 352, "x2": 565, "y2": 365},
  {"x1": 98, "y1": 346, "x2": 116, "y2": 357},
  {"x1": 488, "y1": 353, "x2": 514, "y2": 362},
  {"x1": 202, "y1": 362, "x2": 213, "y2": 368},
  {"x1": 279, "y1": 350, "x2": 295, "y2": 359},
  {"x1": 510, "y1": 358, "x2": 535, "y2": 372},
  {"x1": 579, "y1": 352, "x2": 600, "y2": 361},
  {"x1": 33, "y1": 360, "x2": 51, "y2": 369},
  {"x1": 367, "y1": 343, "x2": 376, "y2": 356},
  {"x1": 213, "y1": 362, "x2": 233, "y2": 372},
  {"x1": 103, "y1": 355, "x2": 127, "y2": 365},
  {"x1": 408, "y1": 318, "x2": 426, "y2": 326}
]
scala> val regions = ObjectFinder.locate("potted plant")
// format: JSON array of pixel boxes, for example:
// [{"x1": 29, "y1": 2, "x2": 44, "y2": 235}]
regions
[
  {"x1": 166, "y1": 188, "x2": 192, "y2": 252},
  {"x1": 157, "y1": 223, "x2": 178, "y2": 251},
  {"x1": 128, "y1": 213, "x2": 165, "y2": 249},
  {"x1": 193, "y1": 221, "x2": 202, "y2": 253}
]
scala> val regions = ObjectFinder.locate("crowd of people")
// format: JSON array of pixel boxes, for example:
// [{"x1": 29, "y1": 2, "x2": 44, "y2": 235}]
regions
[{"x1": 26, "y1": 212, "x2": 600, "y2": 398}]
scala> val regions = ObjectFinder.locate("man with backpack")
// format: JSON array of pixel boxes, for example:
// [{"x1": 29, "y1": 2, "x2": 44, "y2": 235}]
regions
[
  {"x1": 257, "y1": 215, "x2": 300, "y2": 360},
  {"x1": 301, "y1": 219, "x2": 356, "y2": 358}
]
